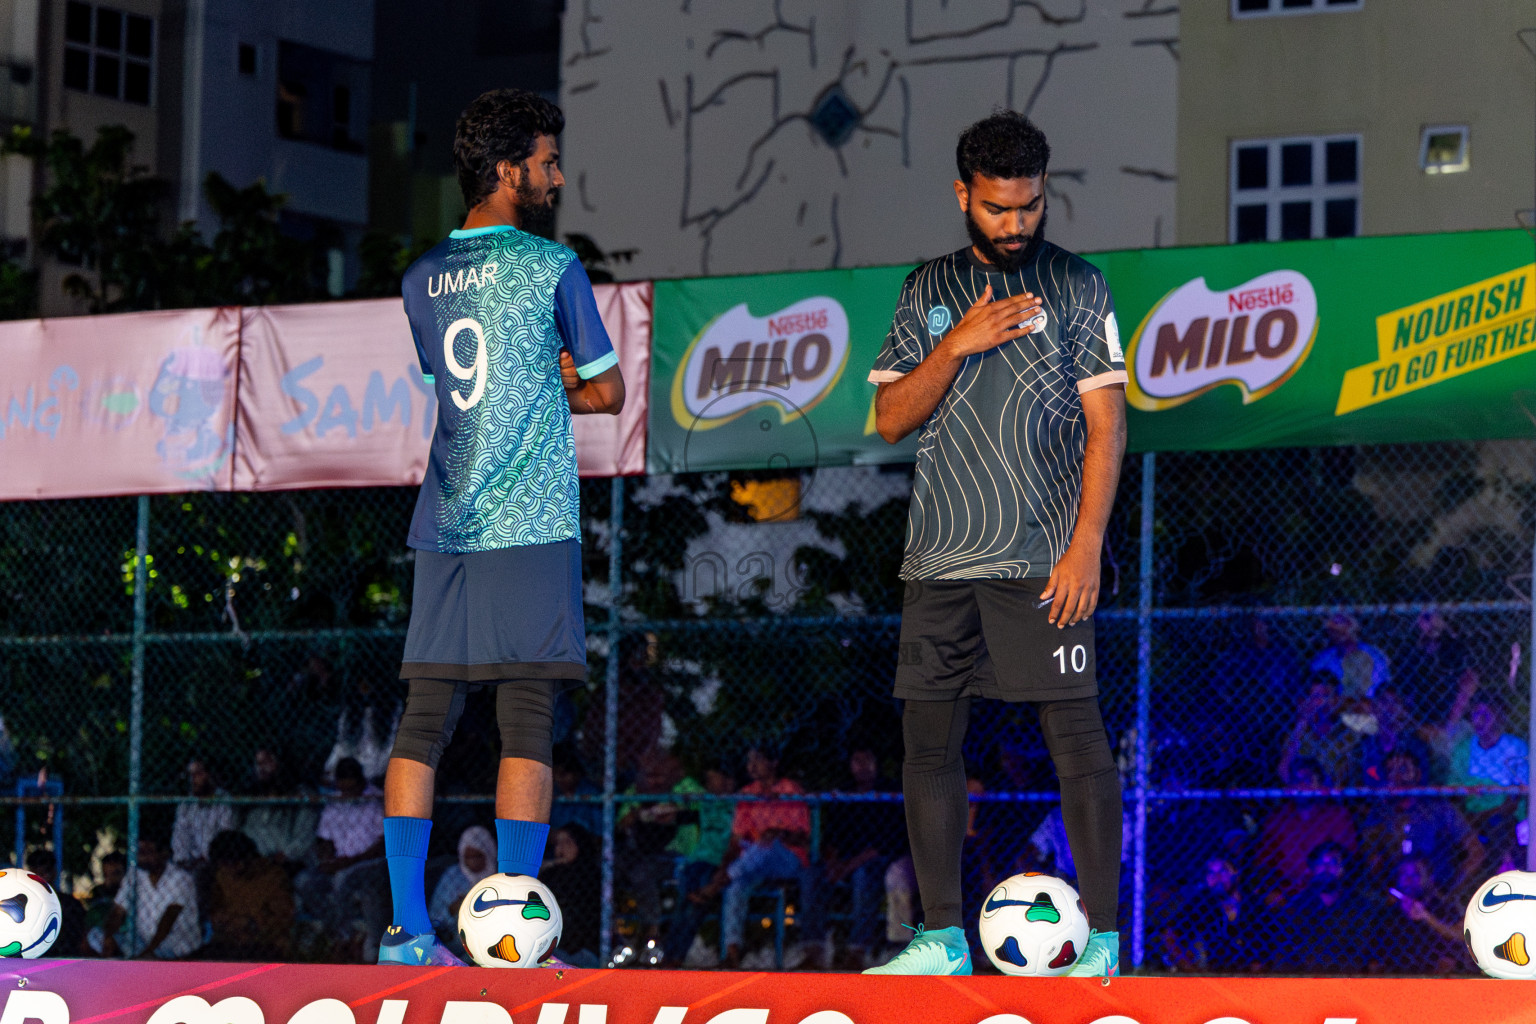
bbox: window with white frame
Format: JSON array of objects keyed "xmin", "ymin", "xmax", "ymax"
[
  {"xmin": 1420, "ymin": 126, "xmax": 1469, "ymax": 175},
  {"xmin": 1233, "ymin": 0, "xmax": 1362, "ymax": 17},
  {"xmin": 62, "ymin": 1, "xmax": 153, "ymax": 105},
  {"xmin": 1230, "ymin": 135, "xmax": 1361, "ymax": 244}
]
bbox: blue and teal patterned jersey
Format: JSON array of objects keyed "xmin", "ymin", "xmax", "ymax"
[{"xmin": 402, "ymin": 225, "xmax": 618, "ymax": 553}]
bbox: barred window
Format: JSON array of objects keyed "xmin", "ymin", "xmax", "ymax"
[
  {"xmin": 1230, "ymin": 135, "xmax": 1361, "ymax": 244},
  {"xmin": 62, "ymin": 1, "xmax": 153, "ymax": 105}
]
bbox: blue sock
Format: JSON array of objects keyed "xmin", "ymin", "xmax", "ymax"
[
  {"xmin": 383, "ymin": 816, "xmax": 433, "ymax": 936},
  {"xmin": 495, "ymin": 818, "xmax": 549, "ymax": 878}
]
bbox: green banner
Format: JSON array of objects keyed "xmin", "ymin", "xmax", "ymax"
[
  {"xmin": 649, "ymin": 267, "xmax": 919, "ymax": 473},
  {"xmin": 649, "ymin": 230, "xmax": 1536, "ymax": 470}
]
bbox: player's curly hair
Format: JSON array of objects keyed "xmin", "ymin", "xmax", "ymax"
[
  {"xmin": 955, "ymin": 110, "xmax": 1050, "ymax": 184},
  {"xmin": 453, "ymin": 88, "xmax": 565, "ymax": 209}
]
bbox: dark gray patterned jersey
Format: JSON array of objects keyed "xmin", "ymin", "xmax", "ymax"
[{"xmin": 869, "ymin": 242, "xmax": 1127, "ymax": 580}]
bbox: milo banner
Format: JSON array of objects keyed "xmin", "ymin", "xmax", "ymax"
[
  {"xmin": 1097, "ymin": 228, "xmax": 1536, "ymax": 451},
  {"xmin": 649, "ymin": 269, "xmax": 919, "ymax": 473},
  {"xmin": 650, "ymin": 230, "xmax": 1535, "ymax": 470}
]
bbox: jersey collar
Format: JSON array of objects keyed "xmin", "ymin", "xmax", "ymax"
[{"xmin": 449, "ymin": 225, "xmax": 520, "ymax": 239}]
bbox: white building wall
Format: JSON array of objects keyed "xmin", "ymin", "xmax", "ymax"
[{"xmin": 559, "ymin": 0, "xmax": 1178, "ymax": 279}]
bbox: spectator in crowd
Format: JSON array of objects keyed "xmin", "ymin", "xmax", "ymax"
[
  {"xmin": 240, "ymin": 748, "xmax": 319, "ymax": 870},
  {"xmin": 96, "ymin": 833, "xmax": 202, "ymax": 960},
  {"xmin": 84, "ymin": 851, "xmax": 127, "ymax": 952},
  {"xmin": 203, "ymin": 830, "xmax": 293, "ymax": 960},
  {"xmin": 1444, "ymin": 693, "xmax": 1530, "ymax": 865},
  {"xmin": 548, "ymin": 744, "xmax": 603, "ymax": 837},
  {"xmin": 1358, "ymin": 749, "xmax": 1483, "ymax": 889},
  {"xmin": 294, "ymin": 757, "xmax": 388, "ymax": 960},
  {"xmin": 1354, "ymin": 687, "xmax": 1433, "ymax": 787},
  {"xmin": 172, "ymin": 758, "xmax": 237, "ymax": 871},
  {"xmin": 1273, "ymin": 840, "xmax": 1372, "ymax": 974},
  {"xmin": 1253, "ymin": 758, "xmax": 1357, "ymax": 901},
  {"xmin": 693, "ymin": 747, "xmax": 821, "ymax": 970},
  {"xmin": 1309, "ymin": 613, "xmax": 1390, "ymax": 699},
  {"xmin": 542, "ymin": 823, "xmax": 602, "ymax": 968},
  {"xmin": 25, "ymin": 850, "xmax": 86, "ymax": 957},
  {"xmin": 821, "ymin": 747, "xmax": 906, "ymax": 969},
  {"xmin": 1160, "ymin": 855, "xmax": 1269, "ymax": 973},
  {"xmin": 1394, "ymin": 610, "xmax": 1477, "ymax": 725},
  {"xmin": 1277, "ymin": 676, "xmax": 1361, "ymax": 790},
  {"xmin": 1025, "ymin": 797, "xmax": 1133, "ymax": 893},
  {"xmin": 1369, "ymin": 855, "xmax": 1468, "ymax": 975},
  {"xmin": 428, "ymin": 825, "xmax": 496, "ymax": 958},
  {"xmin": 666, "ymin": 759, "xmax": 737, "ymax": 967},
  {"xmin": 615, "ymin": 750, "xmax": 690, "ymax": 958}
]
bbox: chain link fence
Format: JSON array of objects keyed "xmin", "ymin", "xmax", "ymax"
[{"xmin": 0, "ymin": 440, "xmax": 1531, "ymax": 971}]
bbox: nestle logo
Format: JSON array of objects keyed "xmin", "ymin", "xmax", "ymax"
[
  {"xmin": 766, "ymin": 309, "xmax": 829, "ymax": 337},
  {"xmin": 1228, "ymin": 284, "xmax": 1294, "ymax": 313}
]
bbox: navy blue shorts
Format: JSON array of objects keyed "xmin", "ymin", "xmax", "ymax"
[{"xmin": 401, "ymin": 539, "xmax": 587, "ymax": 683}]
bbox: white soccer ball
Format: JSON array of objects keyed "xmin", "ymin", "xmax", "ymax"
[
  {"xmin": 457, "ymin": 873, "xmax": 562, "ymax": 968},
  {"xmin": 1465, "ymin": 871, "xmax": 1536, "ymax": 979},
  {"xmin": 0, "ymin": 870, "xmax": 62, "ymax": 959},
  {"xmin": 977, "ymin": 872, "xmax": 1090, "ymax": 976}
]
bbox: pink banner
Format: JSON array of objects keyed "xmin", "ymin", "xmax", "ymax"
[
  {"xmin": 232, "ymin": 284, "xmax": 651, "ymax": 492},
  {"xmin": 0, "ymin": 308, "xmax": 240, "ymax": 501},
  {"xmin": 0, "ymin": 284, "xmax": 650, "ymax": 501},
  {"xmin": 3, "ymin": 959, "xmax": 1532, "ymax": 1024}
]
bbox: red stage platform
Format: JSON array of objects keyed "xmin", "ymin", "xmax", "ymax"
[{"xmin": 0, "ymin": 961, "xmax": 1528, "ymax": 1024}]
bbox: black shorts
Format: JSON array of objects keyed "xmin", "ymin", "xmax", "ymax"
[{"xmin": 892, "ymin": 577, "xmax": 1098, "ymax": 702}]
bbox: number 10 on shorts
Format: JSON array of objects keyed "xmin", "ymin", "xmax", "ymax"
[{"xmin": 1052, "ymin": 644, "xmax": 1087, "ymax": 674}]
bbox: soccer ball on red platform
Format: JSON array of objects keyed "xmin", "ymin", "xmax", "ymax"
[
  {"xmin": 0, "ymin": 870, "xmax": 61, "ymax": 958},
  {"xmin": 1465, "ymin": 871, "xmax": 1536, "ymax": 979},
  {"xmin": 457, "ymin": 873, "xmax": 562, "ymax": 968},
  {"xmin": 977, "ymin": 872, "xmax": 1089, "ymax": 976}
]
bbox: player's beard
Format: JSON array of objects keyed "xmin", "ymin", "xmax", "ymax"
[
  {"xmin": 965, "ymin": 203, "xmax": 1047, "ymax": 274},
  {"xmin": 516, "ymin": 179, "xmax": 559, "ymax": 239}
]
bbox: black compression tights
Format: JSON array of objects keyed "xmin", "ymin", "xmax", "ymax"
[{"xmin": 902, "ymin": 696, "xmax": 1122, "ymax": 933}]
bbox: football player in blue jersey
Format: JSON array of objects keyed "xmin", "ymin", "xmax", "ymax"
[{"xmin": 377, "ymin": 89, "xmax": 625, "ymax": 967}]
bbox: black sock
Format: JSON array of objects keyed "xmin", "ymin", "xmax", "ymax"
[
  {"xmin": 1039, "ymin": 698, "xmax": 1122, "ymax": 933},
  {"xmin": 901, "ymin": 696, "xmax": 971, "ymax": 932}
]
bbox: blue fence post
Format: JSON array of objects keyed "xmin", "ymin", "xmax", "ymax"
[
  {"xmin": 126, "ymin": 493, "xmax": 149, "ymax": 956},
  {"xmin": 1132, "ymin": 452, "xmax": 1155, "ymax": 969},
  {"xmin": 599, "ymin": 475, "xmax": 625, "ymax": 965}
]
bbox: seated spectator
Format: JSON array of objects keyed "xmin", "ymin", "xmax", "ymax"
[
  {"xmin": 240, "ymin": 748, "xmax": 319, "ymax": 870},
  {"xmin": 615, "ymin": 750, "xmax": 690, "ymax": 957},
  {"xmin": 1210, "ymin": 616, "xmax": 1303, "ymax": 736},
  {"xmin": 693, "ymin": 747, "xmax": 822, "ymax": 969},
  {"xmin": 1353, "ymin": 687, "xmax": 1433, "ymax": 787},
  {"xmin": 1369, "ymin": 855, "xmax": 1469, "ymax": 975},
  {"xmin": 549, "ymin": 744, "xmax": 602, "ymax": 837},
  {"xmin": 1358, "ymin": 749, "xmax": 1483, "ymax": 889},
  {"xmin": 542, "ymin": 823, "xmax": 601, "ymax": 968},
  {"xmin": 1160, "ymin": 856, "xmax": 1269, "ymax": 973},
  {"xmin": 25, "ymin": 850, "xmax": 86, "ymax": 957},
  {"xmin": 84, "ymin": 851, "xmax": 127, "ymax": 952},
  {"xmin": 1277, "ymin": 676, "xmax": 1360, "ymax": 790},
  {"xmin": 1272, "ymin": 840, "xmax": 1373, "ymax": 974},
  {"xmin": 1253, "ymin": 758, "xmax": 1357, "ymax": 901},
  {"xmin": 664, "ymin": 759, "xmax": 737, "ymax": 967},
  {"xmin": 1444, "ymin": 693, "xmax": 1530, "ymax": 866},
  {"xmin": 203, "ymin": 830, "xmax": 294, "ymax": 960},
  {"xmin": 293, "ymin": 757, "xmax": 388, "ymax": 960},
  {"xmin": 821, "ymin": 748, "xmax": 905, "ymax": 969},
  {"xmin": 1309, "ymin": 613, "xmax": 1390, "ymax": 699},
  {"xmin": 1394, "ymin": 610, "xmax": 1477, "ymax": 725},
  {"xmin": 429, "ymin": 825, "xmax": 496, "ymax": 958},
  {"xmin": 172, "ymin": 758, "xmax": 237, "ymax": 871},
  {"xmin": 94, "ymin": 834, "xmax": 202, "ymax": 960}
]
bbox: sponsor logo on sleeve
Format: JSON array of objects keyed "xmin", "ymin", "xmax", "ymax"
[{"xmin": 1125, "ymin": 270, "xmax": 1318, "ymax": 412}]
